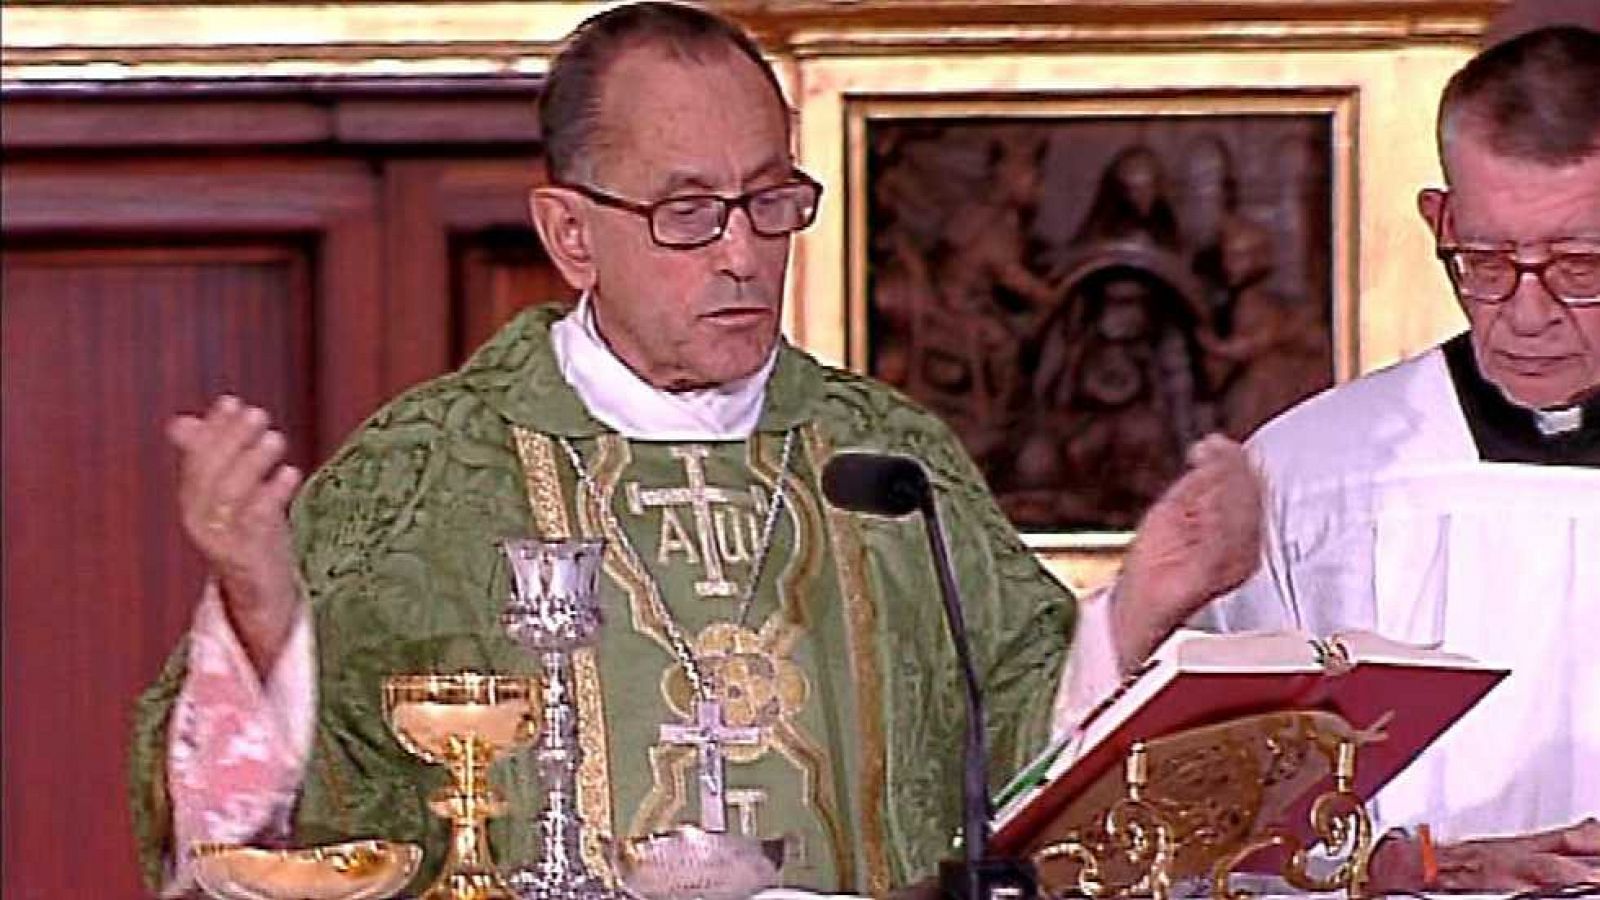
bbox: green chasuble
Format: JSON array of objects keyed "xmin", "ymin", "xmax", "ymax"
[{"xmin": 130, "ymin": 305, "xmax": 1076, "ymax": 893}]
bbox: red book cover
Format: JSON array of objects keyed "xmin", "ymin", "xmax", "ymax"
[{"xmin": 991, "ymin": 630, "xmax": 1507, "ymax": 855}]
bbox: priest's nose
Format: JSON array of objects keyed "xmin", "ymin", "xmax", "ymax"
[
  {"xmin": 714, "ymin": 207, "xmax": 761, "ymax": 282},
  {"xmin": 1503, "ymin": 270, "xmax": 1566, "ymax": 335}
]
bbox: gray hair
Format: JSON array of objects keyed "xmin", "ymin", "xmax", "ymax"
[
  {"xmin": 1438, "ymin": 25, "xmax": 1600, "ymax": 174},
  {"xmin": 539, "ymin": 2, "xmax": 790, "ymax": 183}
]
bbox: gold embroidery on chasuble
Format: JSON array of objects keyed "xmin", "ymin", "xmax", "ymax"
[
  {"xmin": 727, "ymin": 788, "xmax": 770, "ymax": 838},
  {"xmin": 570, "ymin": 434, "xmax": 848, "ymax": 882},
  {"xmin": 510, "ymin": 428, "xmax": 615, "ymax": 882},
  {"xmin": 624, "ymin": 445, "xmax": 770, "ymax": 598},
  {"xmin": 803, "ymin": 425, "xmax": 892, "ymax": 895}
]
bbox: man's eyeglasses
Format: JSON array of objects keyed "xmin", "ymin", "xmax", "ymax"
[
  {"xmin": 557, "ymin": 172, "xmax": 823, "ymax": 250},
  {"xmin": 1436, "ymin": 244, "xmax": 1600, "ymax": 307}
]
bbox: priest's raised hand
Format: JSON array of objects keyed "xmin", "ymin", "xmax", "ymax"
[
  {"xmin": 167, "ymin": 394, "xmax": 305, "ymax": 676},
  {"xmin": 1112, "ymin": 434, "xmax": 1263, "ymax": 671}
]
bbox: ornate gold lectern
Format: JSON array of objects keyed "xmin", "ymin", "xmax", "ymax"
[{"xmin": 1027, "ymin": 711, "xmax": 1382, "ymax": 900}]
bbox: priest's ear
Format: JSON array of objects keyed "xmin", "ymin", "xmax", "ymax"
[
  {"xmin": 529, "ymin": 185, "xmax": 598, "ymax": 292},
  {"xmin": 1417, "ymin": 187, "xmax": 1448, "ymax": 240}
]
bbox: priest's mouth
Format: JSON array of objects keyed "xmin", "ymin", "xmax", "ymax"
[
  {"xmin": 700, "ymin": 307, "xmax": 774, "ymax": 325},
  {"xmin": 1495, "ymin": 351, "xmax": 1576, "ymax": 374}
]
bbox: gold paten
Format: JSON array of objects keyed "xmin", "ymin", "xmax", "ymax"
[
  {"xmin": 189, "ymin": 839, "xmax": 422, "ymax": 900},
  {"xmin": 1029, "ymin": 710, "xmax": 1378, "ymax": 900},
  {"xmin": 382, "ymin": 673, "xmax": 539, "ymax": 900}
]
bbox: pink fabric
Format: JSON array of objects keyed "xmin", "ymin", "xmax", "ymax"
[{"xmin": 164, "ymin": 584, "xmax": 316, "ymax": 894}]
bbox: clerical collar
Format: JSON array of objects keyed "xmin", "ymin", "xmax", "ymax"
[
  {"xmin": 1441, "ymin": 332, "xmax": 1600, "ymax": 466},
  {"xmin": 549, "ymin": 294, "xmax": 778, "ymax": 441}
]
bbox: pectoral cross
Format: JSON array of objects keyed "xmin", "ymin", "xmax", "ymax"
[{"xmin": 658, "ymin": 698, "xmax": 762, "ymax": 832}]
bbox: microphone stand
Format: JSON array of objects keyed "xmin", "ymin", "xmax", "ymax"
[{"xmin": 917, "ymin": 492, "xmax": 1039, "ymax": 900}]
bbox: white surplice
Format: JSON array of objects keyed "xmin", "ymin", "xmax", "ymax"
[{"xmin": 1200, "ymin": 345, "xmax": 1600, "ymax": 841}]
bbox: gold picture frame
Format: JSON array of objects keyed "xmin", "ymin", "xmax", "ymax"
[
  {"xmin": 777, "ymin": 19, "xmax": 1482, "ymax": 593},
  {"xmin": 838, "ymin": 90, "xmax": 1358, "ymax": 592},
  {"xmin": 844, "ymin": 90, "xmax": 1361, "ymax": 371}
]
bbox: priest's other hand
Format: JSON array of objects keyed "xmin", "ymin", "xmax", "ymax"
[
  {"xmin": 1370, "ymin": 819, "xmax": 1600, "ymax": 892},
  {"xmin": 1112, "ymin": 434, "xmax": 1263, "ymax": 671},
  {"xmin": 168, "ymin": 394, "xmax": 304, "ymax": 676}
]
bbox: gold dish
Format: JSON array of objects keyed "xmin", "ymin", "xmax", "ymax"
[{"xmin": 189, "ymin": 839, "xmax": 421, "ymax": 900}]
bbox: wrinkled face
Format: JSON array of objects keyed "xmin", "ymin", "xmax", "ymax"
[
  {"xmin": 582, "ymin": 49, "xmax": 794, "ymax": 391},
  {"xmin": 1431, "ymin": 138, "xmax": 1600, "ymax": 408}
]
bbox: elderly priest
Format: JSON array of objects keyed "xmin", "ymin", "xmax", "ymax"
[
  {"xmin": 129, "ymin": 2, "xmax": 1262, "ymax": 894},
  {"xmin": 1201, "ymin": 22, "xmax": 1600, "ymax": 894}
]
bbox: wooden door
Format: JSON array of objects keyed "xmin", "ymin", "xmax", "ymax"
[
  {"xmin": 1, "ymin": 78, "xmax": 574, "ymax": 900},
  {"xmin": 2, "ymin": 244, "xmax": 317, "ymax": 896}
]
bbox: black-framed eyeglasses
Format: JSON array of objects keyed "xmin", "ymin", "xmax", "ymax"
[
  {"xmin": 556, "ymin": 171, "xmax": 823, "ymax": 250},
  {"xmin": 1436, "ymin": 244, "xmax": 1600, "ymax": 307}
]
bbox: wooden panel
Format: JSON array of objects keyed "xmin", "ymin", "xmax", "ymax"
[
  {"xmin": 454, "ymin": 226, "xmax": 577, "ymax": 363},
  {"xmin": 0, "ymin": 99, "xmax": 334, "ymax": 150},
  {"xmin": 1, "ymin": 157, "xmax": 377, "ymax": 232},
  {"xmin": 2, "ymin": 156, "xmax": 389, "ymax": 446},
  {"xmin": 387, "ymin": 158, "xmax": 570, "ymax": 379},
  {"xmin": 1, "ymin": 244, "xmax": 315, "ymax": 900},
  {"xmin": 1, "ymin": 78, "xmax": 544, "ymax": 152},
  {"xmin": 381, "ymin": 161, "xmax": 457, "ymax": 388},
  {"xmin": 334, "ymin": 97, "xmax": 540, "ymax": 144},
  {"xmin": 318, "ymin": 211, "xmax": 390, "ymax": 443}
]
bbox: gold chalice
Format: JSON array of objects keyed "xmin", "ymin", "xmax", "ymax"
[{"xmin": 383, "ymin": 672, "xmax": 538, "ymax": 900}]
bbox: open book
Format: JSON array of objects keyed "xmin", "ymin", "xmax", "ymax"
[{"xmin": 991, "ymin": 629, "xmax": 1507, "ymax": 854}]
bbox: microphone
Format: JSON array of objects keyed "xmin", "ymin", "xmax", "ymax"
[
  {"xmin": 819, "ymin": 451, "xmax": 928, "ymax": 518},
  {"xmin": 821, "ymin": 452, "xmax": 1037, "ymax": 900}
]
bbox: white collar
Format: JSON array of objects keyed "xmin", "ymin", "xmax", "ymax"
[
  {"xmin": 1533, "ymin": 404, "xmax": 1584, "ymax": 437},
  {"xmin": 549, "ymin": 294, "xmax": 777, "ymax": 441}
]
